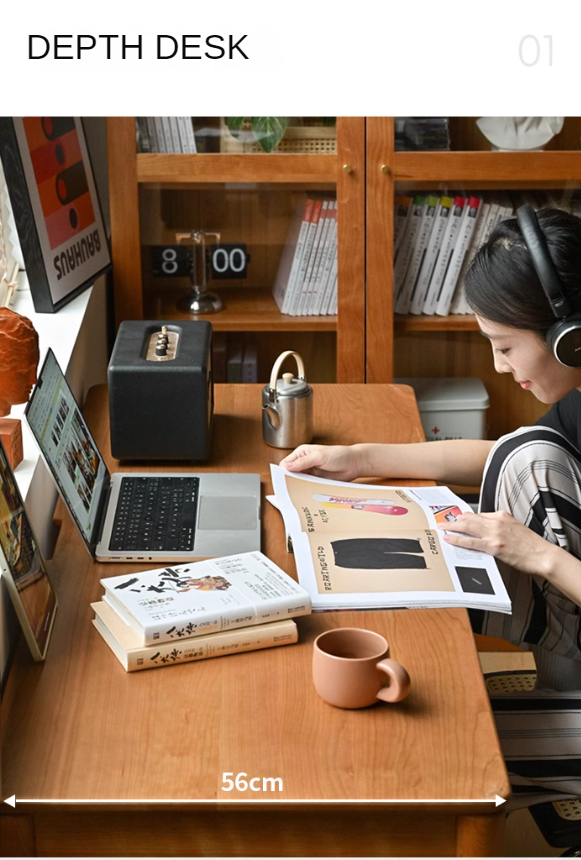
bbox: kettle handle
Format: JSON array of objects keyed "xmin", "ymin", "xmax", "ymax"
[{"xmin": 269, "ymin": 350, "xmax": 306, "ymax": 392}]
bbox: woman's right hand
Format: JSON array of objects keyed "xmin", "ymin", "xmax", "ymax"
[{"xmin": 278, "ymin": 444, "xmax": 363, "ymax": 481}]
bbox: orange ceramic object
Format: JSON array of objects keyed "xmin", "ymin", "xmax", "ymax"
[
  {"xmin": 312, "ymin": 627, "xmax": 411, "ymax": 709},
  {"xmin": 0, "ymin": 308, "xmax": 40, "ymax": 417}
]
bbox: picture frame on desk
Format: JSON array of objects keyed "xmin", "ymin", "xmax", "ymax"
[{"xmin": 0, "ymin": 117, "xmax": 111, "ymax": 313}]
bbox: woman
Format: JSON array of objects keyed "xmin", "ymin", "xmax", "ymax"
[{"xmin": 281, "ymin": 206, "xmax": 581, "ymax": 805}]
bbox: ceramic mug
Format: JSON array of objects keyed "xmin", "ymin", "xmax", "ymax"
[{"xmin": 312, "ymin": 627, "xmax": 411, "ymax": 709}]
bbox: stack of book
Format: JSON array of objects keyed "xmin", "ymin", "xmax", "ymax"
[
  {"xmin": 272, "ymin": 196, "xmax": 338, "ymax": 316},
  {"xmin": 92, "ymin": 551, "xmax": 312, "ymax": 672},
  {"xmin": 394, "ymin": 189, "xmax": 581, "ymax": 318},
  {"xmin": 136, "ymin": 117, "xmax": 197, "ymax": 154}
]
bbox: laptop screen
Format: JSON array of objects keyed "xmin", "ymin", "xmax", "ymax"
[{"xmin": 25, "ymin": 349, "xmax": 109, "ymax": 554}]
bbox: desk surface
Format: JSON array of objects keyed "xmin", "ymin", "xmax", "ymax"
[{"xmin": 1, "ymin": 384, "xmax": 509, "ymax": 857}]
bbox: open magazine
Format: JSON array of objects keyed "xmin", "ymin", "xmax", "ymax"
[{"xmin": 268, "ymin": 465, "xmax": 511, "ymax": 614}]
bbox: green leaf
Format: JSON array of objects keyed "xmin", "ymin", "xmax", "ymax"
[
  {"xmin": 250, "ymin": 117, "xmax": 287, "ymax": 153},
  {"xmin": 225, "ymin": 117, "xmax": 246, "ymax": 140}
]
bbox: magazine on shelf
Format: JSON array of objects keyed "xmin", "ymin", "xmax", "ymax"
[
  {"xmin": 311, "ymin": 201, "xmax": 337, "ymax": 315},
  {"xmin": 297, "ymin": 200, "xmax": 329, "ymax": 315},
  {"xmin": 316, "ymin": 209, "xmax": 338, "ymax": 315},
  {"xmin": 272, "ymin": 196, "xmax": 313, "ymax": 314},
  {"xmin": 450, "ymin": 200, "xmax": 491, "ymax": 314},
  {"xmin": 302, "ymin": 199, "xmax": 334, "ymax": 315},
  {"xmin": 268, "ymin": 465, "xmax": 511, "ymax": 614},
  {"xmin": 291, "ymin": 199, "xmax": 324, "ymax": 315}
]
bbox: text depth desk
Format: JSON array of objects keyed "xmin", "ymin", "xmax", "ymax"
[{"xmin": 1, "ymin": 384, "xmax": 509, "ymax": 858}]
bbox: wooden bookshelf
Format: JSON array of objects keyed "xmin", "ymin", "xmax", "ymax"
[{"xmin": 107, "ymin": 117, "xmax": 365, "ymax": 383}]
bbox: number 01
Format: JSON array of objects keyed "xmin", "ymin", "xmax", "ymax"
[{"xmin": 519, "ymin": 35, "xmax": 553, "ymax": 67}]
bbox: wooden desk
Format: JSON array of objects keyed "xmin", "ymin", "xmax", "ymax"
[{"xmin": 0, "ymin": 384, "xmax": 509, "ymax": 857}]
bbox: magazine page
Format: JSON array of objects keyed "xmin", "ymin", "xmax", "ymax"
[{"xmin": 269, "ymin": 465, "xmax": 511, "ymax": 614}]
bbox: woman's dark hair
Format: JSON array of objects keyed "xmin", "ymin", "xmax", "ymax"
[{"xmin": 464, "ymin": 207, "xmax": 581, "ymax": 333}]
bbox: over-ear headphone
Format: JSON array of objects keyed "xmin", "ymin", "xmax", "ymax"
[{"xmin": 516, "ymin": 204, "xmax": 581, "ymax": 367}]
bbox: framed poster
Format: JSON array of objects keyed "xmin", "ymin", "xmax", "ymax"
[{"xmin": 0, "ymin": 117, "xmax": 111, "ymax": 313}]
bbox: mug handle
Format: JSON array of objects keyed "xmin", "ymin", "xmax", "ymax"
[{"xmin": 375, "ymin": 658, "xmax": 411, "ymax": 703}]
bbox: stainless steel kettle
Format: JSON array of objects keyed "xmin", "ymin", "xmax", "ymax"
[{"xmin": 262, "ymin": 351, "xmax": 313, "ymax": 448}]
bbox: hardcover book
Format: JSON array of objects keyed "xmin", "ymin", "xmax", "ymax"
[{"xmin": 100, "ymin": 550, "xmax": 312, "ymax": 645}]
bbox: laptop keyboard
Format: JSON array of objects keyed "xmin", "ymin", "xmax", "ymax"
[{"xmin": 108, "ymin": 476, "xmax": 200, "ymax": 553}]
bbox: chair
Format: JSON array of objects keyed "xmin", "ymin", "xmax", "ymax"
[{"xmin": 484, "ymin": 670, "xmax": 581, "ymax": 855}]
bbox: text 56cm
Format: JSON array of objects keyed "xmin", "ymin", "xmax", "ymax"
[{"xmin": 221, "ymin": 772, "xmax": 283, "ymax": 792}]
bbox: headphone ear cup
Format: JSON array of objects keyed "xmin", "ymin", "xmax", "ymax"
[{"xmin": 547, "ymin": 315, "xmax": 581, "ymax": 366}]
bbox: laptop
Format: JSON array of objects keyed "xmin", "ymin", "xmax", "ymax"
[{"xmin": 25, "ymin": 349, "xmax": 261, "ymax": 563}]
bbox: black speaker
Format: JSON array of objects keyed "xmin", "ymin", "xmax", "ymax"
[
  {"xmin": 517, "ymin": 205, "xmax": 581, "ymax": 366},
  {"xmin": 108, "ymin": 320, "xmax": 213, "ymax": 461}
]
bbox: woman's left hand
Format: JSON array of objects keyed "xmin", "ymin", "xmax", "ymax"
[{"xmin": 438, "ymin": 510, "xmax": 554, "ymax": 577}]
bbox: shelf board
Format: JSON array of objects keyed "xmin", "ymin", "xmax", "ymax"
[
  {"xmin": 144, "ymin": 287, "xmax": 338, "ymax": 332},
  {"xmin": 137, "ymin": 153, "xmax": 338, "ymax": 185},
  {"xmin": 394, "ymin": 151, "xmax": 581, "ymax": 186},
  {"xmin": 394, "ymin": 313, "xmax": 480, "ymax": 333}
]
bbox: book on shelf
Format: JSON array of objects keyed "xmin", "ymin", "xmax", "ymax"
[
  {"xmin": 177, "ymin": 117, "xmax": 197, "ymax": 153},
  {"xmin": 242, "ymin": 342, "xmax": 258, "ymax": 383},
  {"xmin": 154, "ymin": 117, "xmax": 168, "ymax": 153},
  {"xmin": 302, "ymin": 200, "xmax": 335, "ymax": 315},
  {"xmin": 436, "ymin": 196, "xmax": 482, "ymax": 316},
  {"xmin": 396, "ymin": 194, "xmax": 440, "ymax": 315},
  {"xmin": 168, "ymin": 117, "xmax": 182, "ymax": 154},
  {"xmin": 136, "ymin": 118, "xmax": 152, "ymax": 153},
  {"xmin": 409, "ymin": 195, "xmax": 453, "ymax": 315},
  {"xmin": 393, "ymin": 195, "xmax": 413, "ymax": 261},
  {"xmin": 289, "ymin": 199, "xmax": 323, "ymax": 315},
  {"xmin": 92, "ymin": 600, "xmax": 298, "ymax": 672},
  {"xmin": 99, "ymin": 551, "xmax": 312, "ymax": 646},
  {"xmin": 314, "ymin": 202, "xmax": 338, "ymax": 315},
  {"xmin": 393, "ymin": 195, "xmax": 426, "ymax": 310},
  {"xmin": 272, "ymin": 197, "xmax": 313, "ymax": 314},
  {"xmin": 297, "ymin": 200, "xmax": 329, "ymax": 315},
  {"xmin": 450, "ymin": 200, "xmax": 491, "ymax": 314},
  {"xmin": 268, "ymin": 465, "xmax": 511, "ymax": 614},
  {"xmin": 422, "ymin": 196, "xmax": 466, "ymax": 315}
]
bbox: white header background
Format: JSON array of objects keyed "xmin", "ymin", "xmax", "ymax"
[{"xmin": 3, "ymin": 0, "xmax": 578, "ymax": 116}]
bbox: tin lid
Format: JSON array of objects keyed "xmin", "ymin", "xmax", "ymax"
[
  {"xmin": 394, "ymin": 377, "xmax": 490, "ymax": 411},
  {"xmin": 274, "ymin": 373, "xmax": 311, "ymax": 397}
]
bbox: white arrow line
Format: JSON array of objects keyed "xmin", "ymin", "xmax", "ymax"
[{"xmin": 4, "ymin": 795, "xmax": 506, "ymax": 808}]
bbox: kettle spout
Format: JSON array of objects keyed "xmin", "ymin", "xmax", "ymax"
[{"xmin": 262, "ymin": 404, "xmax": 281, "ymax": 429}]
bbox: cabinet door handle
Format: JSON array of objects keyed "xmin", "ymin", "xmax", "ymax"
[
  {"xmin": 342, "ymin": 164, "xmax": 353, "ymax": 174},
  {"xmin": 381, "ymin": 164, "xmax": 391, "ymax": 175}
]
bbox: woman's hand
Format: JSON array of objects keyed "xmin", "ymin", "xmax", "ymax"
[
  {"xmin": 279, "ymin": 444, "xmax": 363, "ymax": 482},
  {"xmin": 438, "ymin": 510, "xmax": 555, "ymax": 577}
]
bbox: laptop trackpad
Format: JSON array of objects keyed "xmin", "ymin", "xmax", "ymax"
[{"xmin": 198, "ymin": 496, "xmax": 258, "ymax": 530}]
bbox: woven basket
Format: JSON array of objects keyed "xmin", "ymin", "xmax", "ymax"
[{"xmin": 220, "ymin": 120, "xmax": 337, "ymax": 154}]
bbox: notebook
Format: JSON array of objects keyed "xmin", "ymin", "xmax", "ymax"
[{"xmin": 25, "ymin": 349, "xmax": 261, "ymax": 563}]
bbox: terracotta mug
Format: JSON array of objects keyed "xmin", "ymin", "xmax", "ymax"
[{"xmin": 312, "ymin": 627, "xmax": 411, "ymax": 709}]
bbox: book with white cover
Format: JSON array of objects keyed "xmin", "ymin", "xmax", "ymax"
[
  {"xmin": 396, "ymin": 194, "xmax": 439, "ymax": 315},
  {"xmin": 294, "ymin": 200, "xmax": 326, "ymax": 315},
  {"xmin": 393, "ymin": 196, "xmax": 426, "ymax": 310},
  {"xmin": 423, "ymin": 196, "xmax": 466, "ymax": 315},
  {"xmin": 311, "ymin": 201, "xmax": 337, "ymax": 315},
  {"xmin": 154, "ymin": 117, "xmax": 168, "ymax": 153},
  {"xmin": 325, "ymin": 273, "xmax": 338, "ymax": 315},
  {"xmin": 168, "ymin": 117, "xmax": 182, "ymax": 153},
  {"xmin": 288, "ymin": 200, "xmax": 323, "ymax": 315},
  {"xmin": 92, "ymin": 600, "xmax": 298, "ymax": 672},
  {"xmin": 272, "ymin": 197, "xmax": 312, "ymax": 313},
  {"xmin": 410, "ymin": 196, "xmax": 453, "ymax": 315},
  {"xmin": 451, "ymin": 200, "xmax": 491, "ymax": 314},
  {"xmin": 100, "ymin": 551, "xmax": 312, "ymax": 646},
  {"xmin": 315, "ymin": 208, "xmax": 338, "ymax": 315},
  {"xmin": 302, "ymin": 199, "xmax": 334, "ymax": 315},
  {"xmin": 177, "ymin": 117, "xmax": 197, "ymax": 153},
  {"xmin": 436, "ymin": 196, "xmax": 482, "ymax": 316},
  {"xmin": 162, "ymin": 117, "xmax": 175, "ymax": 152}
]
